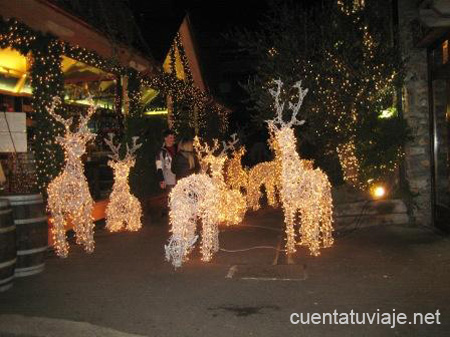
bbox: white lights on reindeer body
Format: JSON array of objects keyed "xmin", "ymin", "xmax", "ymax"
[
  {"xmin": 46, "ymin": 96, "xmax": 97, "ymax": 258},
  {"xmin": 165, "ymin": 135, "xmax": 248, "ymax": 268},
  {"xmin": 104, "ymin": 134, "xmax": 143, "ymax": 232},
  {"xmin": 165, "ymin": 173, "xmax": 220, "ymax": 268},
  {"xmin": 266, "ymin": 80, "xmax": 334, "ymax": 256}
]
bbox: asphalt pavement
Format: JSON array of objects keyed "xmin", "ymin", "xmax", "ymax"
[{"xmin": 0, "ymin": 208, "xmax": 449, "ymax": 337}]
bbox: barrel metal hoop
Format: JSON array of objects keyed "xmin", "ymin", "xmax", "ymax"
[
  {"xmin": 14, "ymin": 216, "xmax": 48, "ymax": 225},
  {"xmin": 0, "ymin": 275, "xmax": 14, "ymax": 286},
  {"xmin": 14, "ymin": 263, "xmax": 45, "ymax": 277},
  {"xmin": 0, "ymin": 209, "xmax": 12, "ymax": 215},
  {"xmin": 0, "ymin": 225, "xmax": 15, "ymax": 234},
  {"xmin": 0, "ymin": 258, "xmax": 17, "ymax": 269},
  {"xmin": 17, "ymin": 246, "xmax": 48, "ymax": 256}
]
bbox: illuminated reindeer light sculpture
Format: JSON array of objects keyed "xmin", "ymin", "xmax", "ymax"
[
  {"xmin": 225, "ymin": 135, "xmax": 281, "ymax": 211},
  {"xmin": 104, "ymin": 134, "xmax": 143, "ymax": 232},
  {"xmin": 46, "ymin": 96, "xmax": 97, "ymax": 258},
  {"xmin": 164, "ymin": 136, "xmax": 246, "ymax": 268},
  {"xmin": 267, "ymin": 80, "xmax": 334, "ymax": 255},
  {"xmin": 194, "ymin": 136, "xmax": 247, "ymax": 226}
]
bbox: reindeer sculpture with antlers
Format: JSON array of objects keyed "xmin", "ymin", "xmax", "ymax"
[
  {"xmin": 267, "ymin": 80, "xmax": 334, "ymax": 255},
  {"xmin": 194, "ymin": 135, "xmax": 247, "ymax": 226},
  {"xmin": 46, "ymin": 96, "xmax": 97, "ymax": 258},
  {"xmin": 224, "ymin": 130, "xmax": 282, "ymax": 211},
  {"xmin": 104, "ymin": 134, "xmax": 143, "ymax": 232},
  {"xmin": 164, "ymin": 135, "xmax": 247, "ymax": 268}
]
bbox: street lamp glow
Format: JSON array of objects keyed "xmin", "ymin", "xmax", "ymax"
[{"xmin": 372, "ymin": 185, "xmax": 386, "ymax": 199}]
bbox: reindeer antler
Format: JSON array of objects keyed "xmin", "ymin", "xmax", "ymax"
[
  {"xmin": 46, "ymin": 96, "xmax": 73, "ymax": 130},
  {"xmin": 266, "ymin": 80, "xmax": 308, "ymax": 129},
  {"xmin": 287, "ymin": 81, "xmax": 308, "ymax": 127},
  {"xmin": 268, "ymin": 79, "xmax": 285, "ymax": 127},
  {"xmin": 125, "ymin": 136, "xmax": 142, "ymax": 160},
  {"xmin": 104, "ymin": 133, "xmax": 121, "ymax": 161},
  {"xmin": 220, "ymin": 133, "xmax": 239, "ymax": 156},
  {"xmin": 105, "ymin": 134, "xmax": 142, "ymax": 162}
]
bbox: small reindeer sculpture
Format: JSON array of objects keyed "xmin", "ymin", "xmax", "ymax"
[
  {"xmin": 225, "ymin": 134, "xmax": 281, "ymax": 211},
  {"xmin": 164, "ymin": 135, "xmax": 246, "ymax": 268},
  {"xmin": 194, "ymin": 135, "xmax": 247, "ymax": 226},
  {"xmin": 225, "ymin": 146, "xmax": 248, "ymax": 193},
  {"xmin": 104, "ymin": 134, "xmax": 143, "ymax": 232},
  {"xmin": 267, "ymin": 80, "xmax": 334, "ymax": 255},
  {"xmin": 46, "ymin": 96, "xmax": 97, "ymax": 258}
]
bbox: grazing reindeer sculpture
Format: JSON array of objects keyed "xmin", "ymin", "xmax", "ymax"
[
  {"xmin": 104, "ymin": 134, "xmax": 143, "ymax": 232},
  {"xmin": 267, "ymin": 80, "xmax": 334, "ymax": 255},
  {"xmin": 164, "ymin": 136, "xmax": 246, "ymax": 268},
  {"xmin": 46, "ymin": 96, "xmax": 97, "ymax": 258}
]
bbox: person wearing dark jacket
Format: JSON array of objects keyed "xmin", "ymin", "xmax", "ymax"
[{"xmin": 172, "ymin": 138, "xmax": 199, "ymax": 180}]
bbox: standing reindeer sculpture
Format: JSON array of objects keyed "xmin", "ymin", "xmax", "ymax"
[
  {"xmin": 46, "ymin": 96, "xmax": 97, "ymax": 258},
  {"xmin": 225, "ymin": 146, "xmax": 248, "ymax": 193},
  {"xmin": 267, "ymin": 80, "xmax": 334, "ymax": 255},
  {"xmin": 164, "ymin": 136, "xmax": 246, "ymax": 268},
  {"xmin": 225, "ymin": 132, "xmax": 281, "ymax": 211},
  {"xmin": 104, "ymin": 134, "xmax": 143, "ymax": 232}
]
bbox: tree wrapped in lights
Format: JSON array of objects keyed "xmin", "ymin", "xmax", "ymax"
[
  {"xmin": 104, "ymin": 134, "xmax": 143, "ymax": 232},
  {"xmin": 230, "ymin": 0, "xmax": 407, "ymax": 188},
  {"xmin": 165, "ymin": 135, "xmax": 247, "ymax": 268},
  {"xmin": 267, "ymin": 80, "xmax": 333, "ymax": 255},
  {"xmin": 46, "ymin": 96, "xmax": 97, "ymax": 258}
]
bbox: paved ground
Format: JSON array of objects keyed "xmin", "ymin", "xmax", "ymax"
[{"xmin": 0, "ymin": 208, "xmax": 449, "ymax": 337}]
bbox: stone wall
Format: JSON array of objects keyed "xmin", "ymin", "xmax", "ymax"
[{"xmin": 397, "ymin": 0, "xmax": 433, "ymax": 225}]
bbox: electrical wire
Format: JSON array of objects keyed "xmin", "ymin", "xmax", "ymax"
[{"xmin": 220, "ymin": 246, "xmax": 287, "ymax": 253}]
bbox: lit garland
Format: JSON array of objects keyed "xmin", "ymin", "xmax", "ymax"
[
  {"xmin": 46, "ymin": 96, "xmax": 97, "ymax": 258},
  {"xmin": 104, "ymin": 134, "xmax": 143, "ymax": 232},
  {"xmin": 267, "ymin": 80, "xmax": 333, "ymax": 255}
]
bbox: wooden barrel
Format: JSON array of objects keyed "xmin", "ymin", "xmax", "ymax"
[
  {"xmin": 0, "ymin": 199, "xmax": 16, "ymax": 291},
  {"xmin": 2, "ymin": 194, "xmax": 48, "ymax": 277}
]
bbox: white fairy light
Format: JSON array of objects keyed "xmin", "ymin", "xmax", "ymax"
[
  {"xmin": 104, "ymin": 134, "xmax": 143, "ymax": 232},
  {"xmin": 46, "ymin": 96, "xmax": 97, "ymax": 258},
  {"xmin": 267, "ymin": 80, "xmax": 334, "ymax": 255}
]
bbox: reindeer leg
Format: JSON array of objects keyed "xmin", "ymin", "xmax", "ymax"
[{"xmin": 284, "ymin": 206, "xmax": 297, "ymax": 254}]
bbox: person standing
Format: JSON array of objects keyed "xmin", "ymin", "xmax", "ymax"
[
  {"xmin": 172, "ymin": 138, "xmax": 199, "ymax": 180},
  {"xmin": 156, "ymin": 129, "xmax": 177, "ymax": 191}
]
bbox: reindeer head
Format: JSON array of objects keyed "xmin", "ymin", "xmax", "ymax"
[
  {"xmin": 46, "ymin": 96, "xmax": 97, "ymax": 160},
  {"xmin": 104, "ymin": 134, "xmax": 142, "ymax": 180},
  {"xmin": 194, "ymin": 134, "xmax": 238, "ymax": 177}
]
